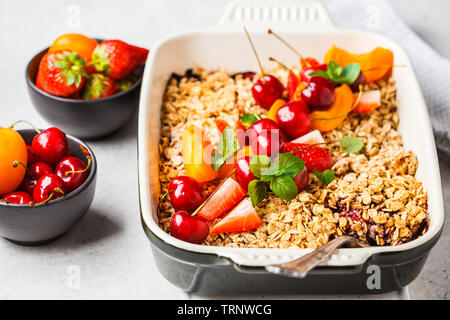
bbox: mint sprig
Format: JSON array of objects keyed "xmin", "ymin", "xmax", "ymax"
[
  {"xmin": 212, "ymin": 126, "xmax": 240, "ymax": 171},
  {"xmin": 311, "ymin": 61, "xmax": 360, "ymax": 85},
  {"xmin": 240, "ymin": 113, "xmax": 261, "ymax": 128},
  {"xmin": 340, "ymin": 136, "xmax": 364, "ymax": 154},
  {"xmin": 313, "ymin": 169, "xmax": 335, "ymax": 185},
  {"xmin": 248, "ymin": 180, "xmax": 267, "ymax": 207}
]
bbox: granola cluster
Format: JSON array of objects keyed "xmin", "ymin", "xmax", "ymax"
[{"xmin": 157, "ymin": 67, "xmax": 428, "ymax": 248}]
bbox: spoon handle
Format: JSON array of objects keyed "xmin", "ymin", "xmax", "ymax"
[{"xmin": 265, "ymin": 236, "xmax": 368, "ymax": 278}]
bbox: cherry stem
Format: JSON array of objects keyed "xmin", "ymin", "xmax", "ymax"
[
  {"xmin": 268, "ymin": 29, "xmax": 303, "ymax": 59},
  {"xmin": 244, "ymin": 27, "xmax": 266, "ymax": 82},
  {"xmin": 157, "ymin": 190, "xmax": 174, "ymax": 215},
  {"xmin": 9, "ymin": 120, "xmax": 41, "ymax": 133},
  {"xmin": 268, "ymin": 57, "xmax": 298, "ymax": 79},
  {"xmin": 12, "ymin": 160, "xmax": 33, "ymax": 177},
  {"xmin": 192, "ymin": 168, "xmax": 237, "ymax": 217},
  {"xmin": 65, "ymin": 157, "xmax": 91, "ymax": 176},
  {"xmin": 309, "ymin": 87, "xmax": 363, "ymax": 121},
  {"xmin": 32, "ymin": 193, "xmax": 54, "ymax": 207}
]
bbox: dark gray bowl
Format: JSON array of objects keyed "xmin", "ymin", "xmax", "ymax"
[
  {"xmin": 25, "ymin": 45, "xmax": 143, "ymax": 140},
  {"xmin": 0, "ymin": 129, "xmax": 97, "ymax": 246}
]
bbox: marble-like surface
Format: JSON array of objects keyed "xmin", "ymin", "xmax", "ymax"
[{"xmin": 0, "ymin": 0, "xmax": 448, "ymax": 299}]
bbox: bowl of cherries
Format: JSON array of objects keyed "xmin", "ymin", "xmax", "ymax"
[{"xmin": 0, "ymin": 122, "xmax": 97, "ymax": 245}]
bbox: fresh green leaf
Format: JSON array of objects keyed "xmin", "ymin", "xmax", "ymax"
[
  {"xmin": 240, "ymin": 113, "xmax": 261, "ymax": 128},
  {"xmin": 311, "ymin": 61, "xmax": 361, "ymax": 85},
  {"xmin": 212, "ymin": 126, "xmax": 240, "ymax": 171},
  {"xmin": 248, "ymin": 180, "xmax": 267, "ymax": 207},
  {"xmin": 340, "ymin": 63, "xmax": 361, "ymax": 85},
  {"xmin": 273, "ymin": 153, "xmax": 305, "ymax": 178},
  {"xmin": 309, "ymin": 70, "xmax": 330, "ymax": 79},
  {"xmin": 249, "ymin": 155, "xmax": 272, "ymax": 178},
  {"xmin": 260, "ymin": 175, "xmax": 274, "ymax": 182},
  {"xmin": 313, "ymin": 169, "xmax": 335, "ymax": 185},
  {"xmin": 340, "ymin": 136, "xmax": 364, "ymax": 154},
  {"xmin": 270, "ymin": 175, "xmax": 298, "ymax": 201}
]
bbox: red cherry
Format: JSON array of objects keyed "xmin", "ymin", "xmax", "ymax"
[
  {"xmin": 33, "ymin": 174, "xmax": 66, "ymax": 204},
  {"xmin": 26, "ymin": 145, "xmax": 40, "ymax": 165},
  {"xmin": 168, "ymin": 176, "xmax": 206, "ymax": 212},
  {"xmin": 55, "ymin": 156, "xmax": 89, "ymax": 192},
  {"xmin": 32, "ymin": 127, "xmax": 69, "ymax": 164},
  {"xmin": 275, "ymin": 100, "xmax": 311, "ymax": 139},
  {"xmin": 29, "ymin": 162, "xmax": 53, "ymax": 179},
  {"xmin": 248, "ymin": 119, "xmax": 283, "ymax": 157},
  {"xmin": 170, "ymin": 210, "xmax": 209, "ymax": 244},
  {"xmin": 20, "ymin": 175, "xmax": 37, "ymax": 195},
  {"xmin": 300, "ymin": 64, "xmax": 328, "ymax": 83},
  {"xmin": 2, "ymin": 191, "xmax": 33, "ymax": 205},
  {"xmin": 235, "ymin": 156, "xmax": 257, "ymax": 191},
  {"xmin": 350, "ymin": 71, "xmax": 366, "ymax": 92},
  {"xmin": 251, "ymin": 75, "xmax": 284, "ymax": 109},
  {"xmin": 301, "ymin": 76, "xmax": 336, "ymax": 110},
  {"xmin": 293, "ymin": 166, "xmax": 309, "ymax": 193}
]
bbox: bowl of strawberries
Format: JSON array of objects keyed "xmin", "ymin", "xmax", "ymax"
[
  {"xmin": 26, "ymin": 34, "xmax": 149, "ymax": 139},
  {"xmin": 0, "ymin": 122, "xmax": 97, "ymax": 245}
]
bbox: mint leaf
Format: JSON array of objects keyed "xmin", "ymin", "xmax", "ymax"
[
  {"xmin": 273, "ymin": 153, "xmax": 305, "ymax": 178},
  {"xmin": 240, "ymin": 113, "xmax": 261, "ymax": 128},
  {"xmin": 313, "ymin": 169, "xmax": 335, "ymax": 185},
  {"xmin": 340, "ymin": 136, "xmax": 364, "ymax": 154},
  {"xmin": 248, "ymin": 180, "xmax": 267, "ymax": 207},
  {"xmin": 249, "ymin": 155, "xmax": 271, "ymax": 178},
  {"xmin": 309, "ymin": 70, "xmax": 330, "ymax": 79},
  {"xmin": 212, "ymin": 126, "xmax": 239, "ymax": 171},
  {"xmin": 311, "ymin": 61, "xmax": 361, "ymax": 85},
  {"xmin": 339, "ymin": 63, "xmax": 361, "ymax": 85},
  {"xmin": 270, "ymin": 175, "xmax": 298, "ymax": 201}
]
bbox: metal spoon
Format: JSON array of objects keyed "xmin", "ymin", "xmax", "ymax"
[{"xmin": 265, "ymin": 236, "xmax": 370, "ymax": 278}]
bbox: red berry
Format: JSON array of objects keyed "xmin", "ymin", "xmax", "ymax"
[
  {"xmin": 350, "ymin": 71, "xmax": 366, "ymax": 93},
  {"xmin": 29, "ymin": 162, "xmax": 53, "ymax": 179},
  {"xmin": 170, "ymin": 210, "xmax": 209, "ymax": 244},
  {"xmin": 2, "ymin": 191, "xmax": 33, "ymax": 205},
  {"xmin": 33, "ymin": 174, "xmax": 66, "ymax": 203},
  {"xmin": 251, "ymin": 75, "xmax": 284, "ymax": 109},
  {"xmin": 301, "ymin": 76, "xmax": 336, "ymax": 109},
  {"xmin": 275, "ymin": 100, "xmax": 311, "ymax": 139},
  {"xmin": 55, "ymin": 156, "xmax": 89, "ymax": 192},
  {"xmin": 168, "ymin": 176, "xmax": 206, "ymax": 212},
  {"xmin": 300, "ymin": 64, "xmax": 328, "ymax": 83},
  {"xmin": 20, "ymin": 175, "xmax": 37, "ymax": 195},
  {"xmin": 81, "ymin": 73, "xmax": 116, "ymax": 100},
  {"xmin": 235, "ymin": 156, "xmax": 257, "ymax": 191},
  {"xmin": 32, "ymin": 127, "xmax": 69, "ymax": 164},
  {"xmin": 293, "ymin": 166, "xmax": 309, "ymax": 192},
  {"xmin": 248, "ymin": 119, "xmax": 282, "ymax": 157},
  {"xmin": 281, "ymin": 142, "xmax": 333, "ymax": 172},
  {"xmin": 26, "ymin": 145, "xmax": 40, "ymax": 165}
]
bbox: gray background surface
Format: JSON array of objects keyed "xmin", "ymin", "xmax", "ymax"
[{"xmin": 0, "ymin": 0, "xmax": 448, "ymax": 299}]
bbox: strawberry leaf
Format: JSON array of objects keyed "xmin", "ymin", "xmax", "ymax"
[
  {"xmin": 313, "ymin": 169, "xmax": 335, "ymax": 185},
  {"xmin": 248, "ymin": 179, "xmax": 267, "ymax": 207},
  {"xmin": 340, "ymin": 136, "xmax": 364, "ymax": 154}
]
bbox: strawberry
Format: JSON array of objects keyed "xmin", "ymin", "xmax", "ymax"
[
  {"xmin": 281, "ymin": 142, "xmax": 333, "ymax": 172},
  {"xmin": 115, "ymin": 74, "xmax": 138, "ymax": 93},
  {"xmin": 36, "ymin": 50, "xmax": 87, "ymax": 97},
  {"xmin": 89, "ymin": 40, "xmax": 149, "ymax": 80},
  {"xmin": 196, "ymin": 177, "xmax": 247, "ymax": 221},
  {"xmin": 210, "ymin": 198, "xmax": 262, "ymax": 234},
  {"xmin": 81, "ymin": 73, "xmax": 115, "ymax": 100}
]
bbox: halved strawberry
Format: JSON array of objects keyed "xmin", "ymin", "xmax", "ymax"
[
  {"xmin": 353, "ymin": 90, "xmax": 381, "ymax": 114},
  {"xmin": 210, "ymin": 198, "xmax": 262, "ymax": 234},
  {"xmin": 281, "ymin": 142, "xmax": 333, "ymax": 172},
  {"xmin": 290, "ymin": 130, "xmax": 325, "ymax": 145},
  {"xmin": 197, "ymin": 177, "xmax": 246, "ymax": 221}
]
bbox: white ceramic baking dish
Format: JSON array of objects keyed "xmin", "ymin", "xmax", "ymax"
[{"xmin": 138, "ymin": 0, "xmax": 444, "ymax": 269}]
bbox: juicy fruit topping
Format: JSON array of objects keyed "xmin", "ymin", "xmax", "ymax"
[
  {"xmin": 309, "ymin": 84, "xmax": 354, "ymax": 132},
  {"xmin": 32, "ymin": 127, "xmax": 69, "ymax": 164},
  {"xmin": 1, "ymin": 191, "xmax": 33, "ymax": 205},
  {"xmin": 32, "ymin": 174, "xmax": 66, "ymax": 203},
  {"xmin": 248, "ymin": 119, "xmax": 283, "ymax": 157},
  {"xmin": 234, "ymin": 156, "xmax": 257, "ymax": 191},
  {"xmin": 182, "ymin": 124, "xmax": 218, "ymax": 182},
  {"xmin": 266, "ymin": 99, "xmax": 287, "ymax": 122},
  {"xmin": 218, "ymin": 145, "xmax": 252, "ymax": 179},
  {"xmin": 55, "ymin": 156, "xmax": 89, "ymax": 192},
  {"xmin": 350, "ymin": 71, "xmax": 366, "ymax": 92},
  {"xmin": 275, "ymin": 100, "xmax": 311, "ymax": 139},
  {"xmin": 81, "ymin": 73, "xmax": 116, "ymax": 99},
  {"xmin": 170, "ymin": 210, "xmax": 209, "ymax": 244},
  {"xmin": 196, "ymin": 177, "xmax": 246, "ymax": 221},
  {"xmin": 168, "ymin": 176, "xmax": 206, "ymax": 212},
  {"xmin": 281, "ymin": 142, "xmax": 333, "ymax": 172},
  {"xmin": 352, "ymin": 90, "xmax": 381, "ymax": 114},
  {"xmin": 36, "ymin": 50, "xmax": 87, "ymax": 97},
  {"xmin": 301, "ymin": 76, "xmax": 336, "ymax": 109},
  {"xmin": 210, "ymin": 198, "xmax": 262, "ymax": 234},
  {"xmin": 26, "ymin": 145, "xmax": 39, "ymax": 165},
  {"xmin": 29, "ymin": 162, "xmax": 53, "ymax": 180},
  {"xmin": 293, "ymin": 166, "xmax": 309, "ymax": 192},
  {"xmin": 325, "ymin": 46, "xmax": 394, "ymax": 83},
  {"xmin": 300, "ymin": 63, "xmax": 328, "ymax": 83},
  {"xmin": 290, "ymin": 130, "xmax": 325, "ymax": 145},
  {"xmin": 251, "ymin": 75, "xmax": 285, "ymax": 109},
  {"xmin": 0, "ymin": 127, "xmax": 28, "ymax": 196}
]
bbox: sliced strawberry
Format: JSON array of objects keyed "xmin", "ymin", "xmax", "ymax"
[
  {"xmin": 197, "ymin": 177, "xmax": 246, "ymax": 221},
  {"xmin": 215, "ymin": 119, "xmax": 230, "ymax": 133},
  {"xmin": 353, "ymin": 90, "xmax": 381, "ymax": 114},
  {"xmin": 281, "ymin": 142, "xmax": 333, "ymax": 172},
  {"xmin": 287, "ymin": 71, "xmax": 299, "ymax": 100},
  {"xmin": 210, "ymin": 198, "xmax": 262, "ymax": 234},
  {"xmin": 290, "ymin": 130, "xmax": 325, "ymax": 145}
]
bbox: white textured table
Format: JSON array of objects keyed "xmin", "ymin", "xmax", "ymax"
[{"xmin": 0, "ymin": 0, "xmax": 448, "ymax": 299}]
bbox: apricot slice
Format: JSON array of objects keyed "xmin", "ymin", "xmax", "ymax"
[
  {"xmin": 182, "ymin": 124, "xmax": 218, "ymax": 182},
  {"xmin": 325, "ymin": 46, "xmax": 394, "ymax": 83},
  {"xmin": 267, "ymin": 99, "xmax": 287, "ymax": 122},
  {"xmin": 309, "ymin": 84, "xmax": 354, "ymax": 132}
]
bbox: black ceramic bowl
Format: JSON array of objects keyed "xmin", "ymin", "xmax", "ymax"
[
  {"xmin": 25, "ymin": 45, "xmax": 143, "ymax": 140},
  {"xmin": 0, "ymin": 129, "xmax": 97, "ymax": 246}
]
